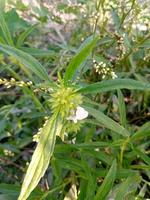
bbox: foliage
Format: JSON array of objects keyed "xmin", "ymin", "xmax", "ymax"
[{"xmin": 0, "ymin": 0, "xmax": 150, "ymax": 200}]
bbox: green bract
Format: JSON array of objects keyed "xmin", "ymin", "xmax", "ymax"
[{"xmin": 50, "ymin": 84, "xmax": 83, "ymax": 118}]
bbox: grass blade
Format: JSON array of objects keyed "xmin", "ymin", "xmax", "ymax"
[
  {"xmin": 134, "ymin": 148, "xmax": 150, "ymax": 166},
  {"xmin": 115, "ymin": 175, "xmax": 141, "ymax": 200},
  {"xmin": 0, "ymin": 44, "xmax": 50, "ymax": 82},
  {"xmin": 131, "ymin": 122, "xmax": 150, "ymax": 141},
  {"xmin": 78, "ymin": 79, "xmax": 150, "ymax": 94},
  {"xmin": 0, "ymin": 9, "xmax": 14, "ymax": 46},
  {"xmin": 117, "ymin": 90, "xmax": 127, "ymax": 127},
  {"xmin": 94, "ymin": 160, "xmax": 117, "ymax": 200},
  {"xmin": 18, "ymin": 115, "xmax": 62, "ymax": 200},
  {"xmin": 16, "ymin": 24, "xmax": 38, "ymax": 47},
  {"xmin": 20, "ymin": 47, "xmax": 56, "ymax": 57}
]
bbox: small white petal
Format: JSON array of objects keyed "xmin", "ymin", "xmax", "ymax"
[
  {"xmin": 75, "ymin": 106, "xmax": 88, "ymax": 120},
  {"xmin": 66, "ymin": 106, "xmax": 88, "ymax": 123}
]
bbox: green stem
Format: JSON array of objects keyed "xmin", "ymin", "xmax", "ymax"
[
  {"xmin": 93, "ymin": 0, "xmax": 101, "ymax": 37},
  {"xmin": 120, "ymin": 137, "xmax": 130, "ymax": 166}
]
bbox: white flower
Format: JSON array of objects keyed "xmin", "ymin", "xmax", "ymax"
[
  {"xmin": 111, "ymin": 71, "xmax": 118, "ymax": 79},
  {"xmin": 67, "ymin": 106, "xmax": 88, "ymax": 123}
]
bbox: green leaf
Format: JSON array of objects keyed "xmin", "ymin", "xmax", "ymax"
[
  {"xmin": 117, "ymin": 90, "xmax": 127, "ymax": 127},
  {"xmin": 78, "ymin": 79, "xmax": 150, "ymax": 94},
  {"xmin": 134, "ymin": 148, "xmax": 150, "ymax": 166},
  {"xmin": 0, "ymin": 184, "xmax": 43, "ymax": 200},
  {"xmin": 95, "ymin": 168, "xmax": 138, "ymax": 179},
  {"xmin": 20, "ymin": 47, "xmax": 56, "ymax": 57},
  {"xmin": 0, "ymin": 44, "xmax": 50, "ymax": 82},
  {"xmin": 81, "ymin": 156, "xmax": 96, "ymax": 200},
  {"xmin": 18, "ymin": 115, "xmax": 62, "ymax": 200},
  {"xmin": 78, "ymin": 180, "xmax": 88, "ymax": 200},
  {"xmin": 131, "ymin": 122, "xmax": 150, "ymax": 141},
  {"xmin": 16, "ymin": 24, "xmax": 37, "ymax": 47},
  {"xmin": 64, "ymin": 36, "xmax": 98, "ymax": 83},
  {"xmin": 139, "ymin": 38, "xmax": 150, "ymax": 48},
  {"xmin": 94, "ymin": 160, "xmax": 117, "ymax": 200},
  {"xmin": 99, "ymin": 36, "xmax": 113, "ymax": 45},
  {"xmin": 111, "ymin": 9, "xmax": 121, "ymax": 31},
  {"xmin": 82, "ymin": 149, "xmax": 113, "ymax": 165},
  {"xmin": 0, "ymin": 9, "xmax": 14, "ymax": 46},
  {"xmin": 0, "ymin": 0, "xmax": 5, "ymax": 10},
  {"xmin": 84, "ymin": 106, "xmax": 130, "ymax": 137},
  {"xmin": 55, "ymin": 142, "xmax": 112, "ymax": 153},
  {"xmin": 4, "ymin": 9, "xmax": 29, "ymax": 34},
  {"xmin": 115, "ymin": 175, "xmax": 141, "ymax": 200},
  {"xmin": 55, "ymin": 157, "xmax": 86, "ymax": 178},
  {"xmin": 0, "ymin": 184, "xmax": 20, "ymax": 195}
]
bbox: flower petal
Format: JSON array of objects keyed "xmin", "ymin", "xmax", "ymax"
[{"xmin": 76, "ymin": 106, "xmax": 88, "ymax": 120}]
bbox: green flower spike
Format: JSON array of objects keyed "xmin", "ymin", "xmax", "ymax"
[{"xmin": 50, "ymin": 84, "xmax": 83, "ymax": 118}]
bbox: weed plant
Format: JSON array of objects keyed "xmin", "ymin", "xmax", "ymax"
[{"xmin": 0, "ymin": 0, "xmax": 150, "ymax": 199}]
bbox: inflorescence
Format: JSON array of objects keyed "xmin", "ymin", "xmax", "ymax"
[
  {"xmin": 0, "ymin": 78, "xmax": 33, "ymax": 88},
  {"xmin": 0, "ymin": 78, "xmax": 53, "ymax": 94},
  {"xmin": 93, "ymin": 59, "xmax": 117, "ymax": 79},
  {"xmin": 33, "ymin": 116, "xmax": 49, "ymax": 142},
  {"xmin": 50, "ymin": 85, "xmax": 83, "ymax": 118}
]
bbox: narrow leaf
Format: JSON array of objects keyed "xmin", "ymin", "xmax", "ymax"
[
  {"xmin": 0, "ymin": 9, "xmax": 14, "ymax": 46},
  {"xmin": 94, "ymin": 160, "xmax": 117, "ymax": 200},
  {"xmin": 111, "ymin": 9, "xmax": 121, "ymax": 31},
  {"xmin": 131, "ymin": 122, "xmax": 150, "ymax": 141},
  {"xmin": 84, "ymin": 106, "xmax": 130, "ymax": 137},
  {"xmin": 115, "ymin": 175, "xmax": 141, "ymax": 200},
  {"xmin": 18, "ymin": 115, "xmax": 62, "ymax": 200},
  {"xmin": 64, "ymin": 36, "xmax": 98, "ymax": 83},
  {"xmin": 139, "ymin": 38, "xmax": 150, "ymax": 48},
  {"xmin": 82, "ymin": 149, "xmax": 113, "ymax": 165},
  {"xmin": 134, "ymin": 148, "xmax": 150, "ymax": 166},
  {"xmin": 78, "ymin": 79, "xmax": 150, "ymax": 94},
  {"xmin": 0, "ymin": 44, "xmax": 50, "ymax": 82},
  {"xmin": 117, "ymin": 90, "xmax": 127, "ymax": 127},
  {"xmin": 20, "ymin": 47, "xmax": 56, "ymax": 57},
  {"xmin": 0, "ymin": 183, "xmax": 43, "ymax": 200},
  {"xmin": 16, "ymin": 24, "xmax": 37, "ymax": 47}
]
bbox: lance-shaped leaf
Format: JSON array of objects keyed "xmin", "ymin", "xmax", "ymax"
[
  {"xmin": 134, "ymin": 148, "xmax": 150, "ymax": 166},
  {"xmin": 78, "ymin": 79, "xmax": 150, "ymax": 94},
  {"xmin": 0, "ymin": 44, "xmax": 50, "ymax": 82},
  {"xmin": 16, "ymin": 24, "xmax": 38, "ymax": 47},
  {"xmin": 20, "ymin": 47, "xmax": 56, "ymax": 58},
  {"xmin": 115, "ymin": 175, "xmax": 141, "ymax": 200},
  {"xmin": 94, "ymin": 160, "xmax": 117, "ymax": 200},
  {"xmin": 131, "ymin": 122, "xmax": 150, "ymax": 141},
  {"xmin": 18, "ymin": 115, "xmax": 62, "ymax": 200},
  {"xmin": 0, "ymin": 9, "xmax": 14, "ymax": 46},
  {"xmin": 64, "ymin": 36, "xmax": 98, "ymax": 83},
  {"xmin": 117, "ymin": 90, "xmax": 127, "ymax": 128},
  {"xmin": 84, "ymin": 106, "xmax": 130, "ymax": 137}
]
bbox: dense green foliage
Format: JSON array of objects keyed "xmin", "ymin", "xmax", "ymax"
[{"xmin": 0, "ymin": 0, "xmax": 150, "ymax": 200}]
